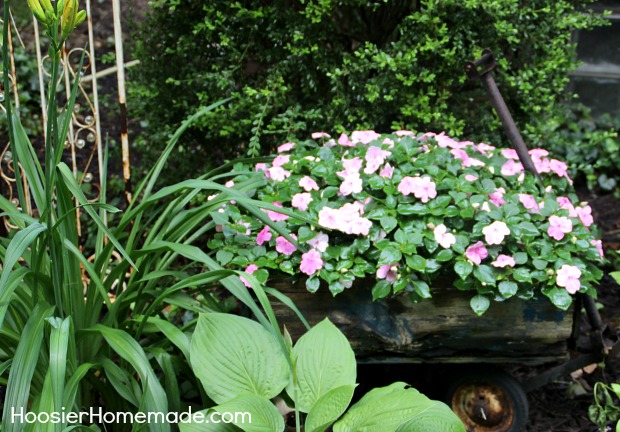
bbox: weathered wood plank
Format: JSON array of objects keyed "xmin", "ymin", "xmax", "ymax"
[{"xmin": 271, "ymin": 281, "xmax": 573, "ymax": 363}]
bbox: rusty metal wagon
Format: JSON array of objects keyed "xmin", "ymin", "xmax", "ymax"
[{"xmin": 272, "ymin": 51, "xmax": 619, "ymax": 432}]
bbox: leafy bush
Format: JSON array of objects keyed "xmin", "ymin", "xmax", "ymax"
[
  {"xmin": 132, "ymin": 0, "xmax": 605, "ymax": 182},
  {"xmin": 211, "ymin": 131, "xmax": 604, "ymax": 315},
  {"xmin": 529, "ymin": 103, "xmax": 620, "ymax": 194}
]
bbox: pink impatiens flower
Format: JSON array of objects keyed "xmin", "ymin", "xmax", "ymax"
[
  {"xmin": 255, "ymin": 163, "xmax": 267, "ymax": 172},
  {"xmin": 501, "ymin": 148, "xmax": 519, "ymax": 159},
  {"xmin": 557, "ymin": 197, "xmax": 578, "ymax": 217},
  {"xmin": 549, "ymin": 159, "xmax": 569, "ymax": 178},
  {"xmin": 364, "ymin": 146, "xmax": 392, "ymax": 174},
  {"xmin": 556, "ymin": 265, "xmax": 582, "ymax": 294},
  {"xmin": 266, "ymin": 202, "xmax": 289, "ymax": 222},
  {"xmin": 482, "ymin": 221, "xmax": 511, "ymax": 245},
  {"xmin": 434, "ymin": 224, "xmax": 456, "ymax": 249},
  {"xmin": 256, "ymin": 226, "xmax": 272, "ymax": 245},
  {"xmin": 291, "ymin": 192, "xmax": 313, "ymax": 211},
  {"xmin": 240, "ymin": 264, "xmax": 259, "ymax": 288},
  {"xmin": 398, "ymin": 176, "xmax": 437, "ymax": 203},
  {"xmin": 311, "ymin": 132, "xmax": 330, "ymax": 140},
  {"xmin": 267, "ymin": 166, "xmax": 291, "ymax": 182},
  {"xmin": 465, "ymin": 174, "xmax": 478, "ymax": 182},
  {"xmin": 491, "ymin": 254, "xmax": 516, "ymax": 268},
  {"xmin": 465, "ymin": 241, "xmax": 488, "ymax": 265},
  {"xmin": 300, "ymin": 249, "xmax": 323, "ymax": 276},
  {"xmin": 277, "ymin": 142, "xmax": 295, "ymax": 152},
  {"xmin": 450, "ymin": 148, "xmax": 485, "ymax": 167},
  {"xmin": 306, "ymin": 232, "xmax": 329, "ymax": 252},
  {"xmin": 338, "ymin": 157, "xmax": 363, "ymax": 177},
  {"xmin": 488, "ymin": 188, "xmax": 506, "ymax": 207},
  {"xmin": 299, "ymin": 176, "xmax": 319, "ymax": 191},
  {"xmin": 547, "ymin": 216, "xmax": 572, "ymax": 241},
  {"xmin": 351, "ymin": 130, "xmax": 381, "ymax": 144},
  {"xmin": 379, "ymin": 163, "xmax": 394, "ymax": 179},
  {"xmin": 339, "ymin": 173, "xmax": 363, "ymax": 196},
  {"xmin": 377, "ymin": 264, "xmax": 398, "ymax": 282},
  {"xmin": 501, "ymin": 159, "xmax": 524, "ymax": 177},
  {"xmin": 591, "ymin": 239, "xmax": 604, "ymax": 259},
  {"xmin": 338, "ymin": 133, "xmax": 354, "ymax": 147},
  {"xmin": 519, "ymin": 194, "xmax": 539, "ymax": 212},
  {"xmin": 317, "ymin": 205, "xmax": 372, "ymax": 236},
  {"xmin": 272, "ymin": 154, "xmax": 290, "ymax": 167},
  {"xmin": 275, "ymin": 235, "xmax": 297, "ymax": 255},
  {"xmin": 576, "ymin": 205, "xmax": 594, "ymax": 227}
]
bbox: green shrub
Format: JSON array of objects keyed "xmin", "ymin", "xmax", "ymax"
[{"xmin": 131, "ymin": 0, "xmax": 605, "ymax": 182}]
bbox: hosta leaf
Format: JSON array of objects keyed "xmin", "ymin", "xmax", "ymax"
[
  {"xmin": 190, "ymin": 313, "xmax": 289, "ymax": 404},
  {"xmin": 214, "ymin": 394, "xmax": 284, "ymax": 432},
  {"xmin": 334, "ymin": 382, "xmax": 464, "ymax": 432},
  {"xmin": 305, "ymin": 385, "xmax": 356, "ymax": 432},
  {"xmin": 287, "ymin": 319, "xmax": 356, "ymax": 413}
]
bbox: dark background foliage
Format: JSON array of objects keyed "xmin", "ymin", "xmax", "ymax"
[{"xmin": 131, "ymin": 0, "xmax": 608, "ymax": 183}]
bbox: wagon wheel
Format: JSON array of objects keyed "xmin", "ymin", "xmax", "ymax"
[{"xmin": 446, "ymin": 369, "xmax": 528, "ymax": 432}]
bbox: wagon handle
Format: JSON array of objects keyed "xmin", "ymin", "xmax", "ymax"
[
  {"xmin": 465, "ymin": 49, "xmax": 613, "ymax": 360},
  {"xmin": 464, "ymin": 49, "xmax": 542, "ymax": 184}
]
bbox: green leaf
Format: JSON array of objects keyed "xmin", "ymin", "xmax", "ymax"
[
  {"xmin": 454, "ymin": 261, "xmax": 473, "ymax": 280},
  {"xmin": 306, "ymin": 385, "xmax": 356, "ymax": 432},
  {"xmin": 406, "ymin": 255, "xmax": 427, "ymax": 272},
  {"xmin": 380, "ymin": 216, "xmax": 398, "ymax": 233},
  {"xmin": 333, "ymin": 382, "xmax": 464, "ymax": 432},
  {"xmin": 470, "ymin": 295, "xmax": 490, "ymax": 316},
  {"xmin": 517, "ymin": 222, "xmax": 540, "ymax": 236},
  {"xmin": 216, "ymin": 250, "xmax": 234, "ymax": 265},
  {"xmin": 498, "ymin": 281, "xmax": 518, "ymax": 299},
  {"xmin": 1, "ymin": 303, "xmax": 54, "ymax": 432},
  {"xmin": 190, "ymin": 313, "xmax": 289, "ymax": 404},
  {"xmin": 288, "ymin": 319, "xmax": 356, "ymax": 413},
  {"xmin": 533, "ymin": 259, "xmax": 548, "ymax": 270},
  {"xmin": 513, "ymin": 252, "xmax": 528, "ymax": 265},
  {"xmin": 435, "ymin": 249, "xmax": 453, "ymax": 262},
  {"xmin": 394, "ymin": 403, "xmax": 466, "ymax": 431},
  {"xmin": 473, "ymin": 265, "xmax": 497, "ymax": 285},
  {"xmin": 545, "ymin": 288, "xmax": 572, "ymax": 310},
  {"xmin": 513, "ymin": 268, "xmax": 532, "ymax": 283},
  {"xmin": 306, "ymin": 277, "xmax": 321, "ymax": 293},
  {"xmin": 372, "ymin": 280, "xmax": 392, "ymax": 300},
  {"xmin": 379, "ymin": 246, "xmax": 402, "ymax": 266},
  {"xmin": 215, "ymin": 394, "xmax": 284, "ymax": 432},
  {"xmin": 179, "ymin": 409, "xmax": 242, "ymax": 432},
  {"xmin": 411, "ymin": 280, "xmax": 431, "ymax": 299}
]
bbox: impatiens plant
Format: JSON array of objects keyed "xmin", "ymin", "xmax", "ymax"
[{"xmin": 210, "ymin": 131, "xmax": 604, "ymax": 315}]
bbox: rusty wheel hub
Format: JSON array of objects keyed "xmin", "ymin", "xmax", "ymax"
[{"xmin": 451, "ymin": 382, "xmax": 514, "ymax": 431}]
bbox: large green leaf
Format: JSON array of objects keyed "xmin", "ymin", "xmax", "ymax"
[
  {"xmin": 1, "ymin": 303, "xmax": 54, "ymax": 432},
  {"xmin": 214, "ymin": 394, "xmax": 284, "ymax": 432},
  {"xmin": 0, "ymin": 222, "xmax": 46, "ymax": 327},
  {"xmin": 334, "ymin": 382, "xmax": 465, "ymax": 432},
  {"xmin": 394, "ymin": 403, "xmax": 466, "ymax": 432},
  {"xmin": 47, "ymin": 317, "xmax": 71, "ymax": 422},
  {"xmin": 305, "ymin": 385, "xmax": 356, "ymax": 432},
  {"xmin": 91, "ymin": 325, "xmax": 170, "ymax": 432},
  {"xmin": 190, "ymin": 313, "xmax": 289, "ymax": 404},
  {"xmin": 287, "ymin": 319, "xmax": 356, "ymax": 413},
  {"xmin": 179, "ymin": 409, "xmax": 242, "ymax": 432}
]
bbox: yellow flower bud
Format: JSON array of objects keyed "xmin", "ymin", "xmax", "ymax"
[
  {"xmin": 57, "ymin": 0, "xmax": 66, "ymax": 14},
  {"xmin": 38, "ymin": 0, "xmax": 54, "ymax": 13},
  {"xmin": 27, "ymin": 0, "xmax": 47, "ymax": 25},
  {"xmin": 61, "ymin": 0, "xmax": 77, "ymax": 40},
  {"xmin": 74, "ymin": 10, "xmax": 86, "ymax": 27}
]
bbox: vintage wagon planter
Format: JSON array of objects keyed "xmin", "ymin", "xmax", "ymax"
[
  {"xmin": 270, "ymin": 277, "xmax": 611, "ymax": 432},
  {"xmin": 213, "ymin": 51, "xmax": 614, "ymax": 431}
]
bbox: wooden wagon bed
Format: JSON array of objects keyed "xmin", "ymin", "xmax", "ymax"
[{"xmin": 272, "ymin": 281, "xmax": 574, "ymax": 365}]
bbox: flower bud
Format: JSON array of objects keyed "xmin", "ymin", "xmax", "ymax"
[
  {"xmin": 27, "ymin": 0, "xmax": 48, "ymax": 25},
  {"xmin": 38, "ymin": 0, "xmax": 54, "ymax": 13},
  {"xmin": 74, "ymin": 10, "xmax": 86, "ymax": 27},
  {"xmin": 61, "ymin": 0, "xmax": 78, "ymax": 40},
  {"xmin": 546, "ymin": 268, "xmax": 555, "ymax": 277},
  {"xmin": 57, "ymin": 0, "xmax": 66, "ymax": 13},
  {"xmin": 426, "ymin": 222, "xmax": 436, "ymax": 230},
  {"xmin": 340, "ymin": 268, "xmax": 348, "ymax": 274}
]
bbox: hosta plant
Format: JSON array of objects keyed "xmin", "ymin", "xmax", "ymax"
[{"xmin": 211, "ymin": 130, "xmax": 605, "ymax": 315}]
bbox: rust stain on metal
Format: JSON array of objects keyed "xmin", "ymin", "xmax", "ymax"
[{"xmin": 451, "ymin": 382, "xmax": 514, "ymax": 431}]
